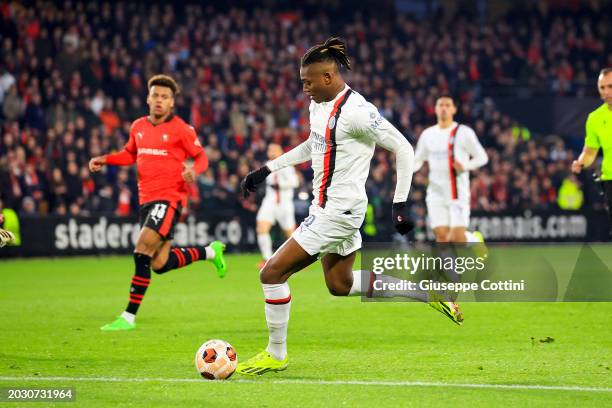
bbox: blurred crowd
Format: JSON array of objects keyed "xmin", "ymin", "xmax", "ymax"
[{"xmin": 0, "ymin": 1, "xmax": 610, "ymax": 224}]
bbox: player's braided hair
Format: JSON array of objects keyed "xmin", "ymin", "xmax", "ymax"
[
  {"xmin": 147, "ymin": 74, "xmax": 180, "ymax": 95},
  {"xmin": 301, "ymin": 36, "xmax": 351, "ymax": 71}
]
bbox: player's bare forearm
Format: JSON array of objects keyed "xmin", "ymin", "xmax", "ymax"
[
  {"xmin": 579, "ymin": 147, "xmax": 598, "ymax": 167},
  {"xmin": 88, "ymin": 155, "xmax": 107, "ymax": 172},
  {"xmin": 572, "ymin": 146, "xmax": 598, "ymax": 173}
]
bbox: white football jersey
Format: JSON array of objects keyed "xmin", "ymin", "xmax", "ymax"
[
  {"xmin": 267, "ymin": 85, "xmax": 414, "ymax": 218},
  {"xmin": 263, "ymin": 166, "xmax": 298, "ymax": 205},
  {"xmin": 414, "ymin": 122, "xmax": 488, "ymax": 204}
]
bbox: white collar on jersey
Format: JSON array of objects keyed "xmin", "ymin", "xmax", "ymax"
[
  {"xmin": 436, "ymin": 121, "xmax": 458, "ymax": 131},
  {"xmin": 319, "ymin": 84, "xmax": 351, "ymax": 106}
]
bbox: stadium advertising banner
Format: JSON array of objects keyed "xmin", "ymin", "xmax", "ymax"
[
  {"xmin": 468, "ymin": 209, "xmax": 608, "ymax": 242},
  {"xmin": 0, "ymin": 213, "xmax": 258, "ymax": 257},
  {"xmin": 0, "ymin": 209, "xmax": 609, "ymax": 258}
]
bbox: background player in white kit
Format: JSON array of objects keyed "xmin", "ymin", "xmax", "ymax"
[
  {"xmin": 256, "ymin": 143, "xmax": 299, "ymax": 266},
  {"xmin": 237, "ymin": 37, "xmax": 463, "ymax": 376},
  {"xmin": 414, "ymin": 95, "xmax": 488, "ymax": 243}
]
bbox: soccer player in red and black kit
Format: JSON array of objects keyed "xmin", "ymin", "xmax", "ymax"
[{"xmin": 89, "ymin": 75, "xmax": 227, "ymax": 331}]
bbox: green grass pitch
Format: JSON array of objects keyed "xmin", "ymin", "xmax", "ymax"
[{"xmin": 1, "ymin": 248, "xmax": 611, "ymax": 407}]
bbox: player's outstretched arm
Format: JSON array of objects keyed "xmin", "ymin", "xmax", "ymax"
[
  {"xmin": 89, "ymin": 149, "xmax": 137, "ymax": 173},
  {"xmin": 91, "ymin": 123, "xmax": 138, "ymax": 172},
  {"xmin": 362, "ymin": 108, "xmax": 415, "ymax": 234},
  {"xmin": 266, "ymin": 140, "xmax": 312, "ymax": 172},
  {"xmin": 241, "ymin": 140, "xmax": 312, "ymax": 197}
]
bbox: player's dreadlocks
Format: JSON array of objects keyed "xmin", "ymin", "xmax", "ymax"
[
  {"xmin": 147, "ymin": 74, "xmax": 180, "ymax": 95},
  {"xmin": 301, "ymin": 36, "xmax": 351, "ymax": 71}
]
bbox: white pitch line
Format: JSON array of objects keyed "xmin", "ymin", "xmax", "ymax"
[{"xmin": 0, "ymin": 376, "xmax": 610, "ymax": 393}]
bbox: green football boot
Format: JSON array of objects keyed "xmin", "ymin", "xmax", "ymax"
[
  {"xmin": 429, "ymin": 300, "xmax": 464, "ymax": 325},
  {"xmin": 428, "ymin": 291, "xmax": 464, "ymax": 325},
  {"xmin": 236, "ymin": 350, "xmax": 289, "ymax": 376},
  {"xmin": 208, "ymin": 241, "xmax": 227, "ymax": 278},
  {"xmin": 100, "ymin": 316, "xmax": 136, "ymax": 331}
]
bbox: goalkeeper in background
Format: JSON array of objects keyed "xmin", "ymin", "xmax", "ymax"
[{"xmin": 571, "ymin": 68, "xmax": 612, "ymax": 234}]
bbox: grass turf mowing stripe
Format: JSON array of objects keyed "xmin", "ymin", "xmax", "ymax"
[{"xmin": 0, "ymin": 376, "xmax": 610, "ymax": 393}]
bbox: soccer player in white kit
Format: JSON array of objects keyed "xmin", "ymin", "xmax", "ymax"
[
  {"xmin": 236, "ymin": 37, "xmax": 463, "ymax": 376},
  {"xmin": 256, "ymin": 143, "xmax": 299, "ymax": 264},
  {"xmin": 414, "ymin": 95, "xmax": 488, "ymax": 243}
]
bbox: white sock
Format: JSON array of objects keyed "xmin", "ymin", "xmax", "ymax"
[
  {"xmin": 121, "ymin": 311, "xmax": 135, "ymax": 324},
  {"xmin": 257, "ymin": 233, "xmax": 273, "ymax": 260},
  {"xmin": 350, "ymin": 270, "xmax": 429, "ymax": 302},
  {"xmin": 349, "ymin": 270, "xmax": 363, "ymax": 295},
  {"xmin": 205, "ymin": 246, "xmax": 215, "ymax": 260},
  {"xmin": 263, "ymin": 283, "xmax": 291, "ymax": 361}
]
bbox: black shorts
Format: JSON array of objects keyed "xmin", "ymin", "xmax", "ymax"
[{"xmin": 139, "ymin": 200, "xmax": 181, "ymax": 240}]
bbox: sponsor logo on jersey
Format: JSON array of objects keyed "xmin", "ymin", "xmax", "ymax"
[
  {"xmin": 311, "ymin": 131, "xmax": 327, "ymax": 153},
  {"xmin": 138, "ymin": 148, "xmax": 168, "ymax": 156},
  {"xmin": 137, "ymin": 132, "xmax": 144, "ymax": 139}
]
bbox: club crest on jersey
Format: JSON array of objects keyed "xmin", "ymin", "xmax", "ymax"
[
  {"xmin": 328, "ymin": 116, "xmax": 336, "ymax": 130},
  {"xmin": 162, "ymin": 134, "xmax": 169, "ymax": 142}
]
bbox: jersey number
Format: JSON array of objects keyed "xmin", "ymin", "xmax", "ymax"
[{"xmin": 150, "ymin": 203, "xmax": 167, "ymax": 224}]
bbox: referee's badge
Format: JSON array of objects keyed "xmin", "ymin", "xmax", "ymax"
[{"xmin": 328, "ymin": 116, "xmax": 336, "ymax": 130}]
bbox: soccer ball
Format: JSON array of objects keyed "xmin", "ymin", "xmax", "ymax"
[{"xmin": 194, "ymin": 339, "xmax": 237, "ymax": 380}]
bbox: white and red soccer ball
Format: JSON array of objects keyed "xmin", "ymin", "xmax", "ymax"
[{"xmin": 195, "ymin": 339, "xmax": 237, "ymax": 380}]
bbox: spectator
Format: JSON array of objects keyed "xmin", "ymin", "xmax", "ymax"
[
  {"xmin": 0, "ymin": 0, "xmax": 608, "ymax": 221},
  {"xmin": 2, "ymin": 85, "xmax": 21, "ymax": 121}
]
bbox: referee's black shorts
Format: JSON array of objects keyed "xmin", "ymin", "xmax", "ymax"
[{"xmin": 604, "ymin": 181, "xmax": 612, "ymax": 217}]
